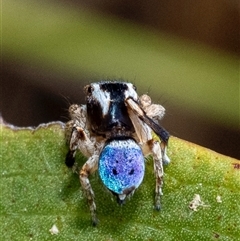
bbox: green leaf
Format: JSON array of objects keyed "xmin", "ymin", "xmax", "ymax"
[{"xmin": 1, "ymin": 123, "xmax": 239, "ymax": 240}]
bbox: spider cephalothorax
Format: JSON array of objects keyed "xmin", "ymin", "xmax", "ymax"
[
  {"xmin": 65, "ymin": 81, "xmax": 170, "ymax": 225},
  {"xmin": 85, "ymin": 82, "xmax": 137, "ymax": 136}
]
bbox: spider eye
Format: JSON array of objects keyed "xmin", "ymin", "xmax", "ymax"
[
  {"xmin": 85, "ymin": 85, "xmax": 94, "ymax": 94},
  {"xmin": 88, "ymin": 86, "xmax": 93, "ymax": 93}
]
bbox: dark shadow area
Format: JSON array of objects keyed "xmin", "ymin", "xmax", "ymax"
[{"xmin": 1, "ymin": 60, "xmax": 239, "ymax": 159}]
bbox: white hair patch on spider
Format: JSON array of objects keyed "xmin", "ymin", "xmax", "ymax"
[
  {"xmin": 91, "ymin": 83, "xmax": 111, "ymax": 116},
  {"xmin": 124, "ymin": 83, "xmax": 138, "ymax": 101}
]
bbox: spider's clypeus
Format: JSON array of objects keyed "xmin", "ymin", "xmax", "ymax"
[{"xmin": 65, "ymin": 81, "xmax": 170, "ymax": 226}]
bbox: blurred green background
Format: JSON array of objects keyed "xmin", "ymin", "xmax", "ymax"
[{"xmin": 1, "ymin": 0, "xmax": 239, "ymax": 158}]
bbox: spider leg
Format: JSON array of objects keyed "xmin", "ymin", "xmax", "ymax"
[
  {"xmin": 65, "ymin": 104, "xmax": 86, "ymax": 167},
  {"xmin": 65, "ymin": 104, "xmax": 101, "ymax": 225},
  {"xmin": 150, "ymin": 139, "xmax": 164, "ymax": 210},
  {"xmin": 160, "ymin": 141, "xmax": 171, "ymax": 165},
  {"xmin": 65, "ymin": 120, "xmax": 77, "ymax": 167},
  {"xmin": 65, "ymin": 125, "xmax": 94, "ymax": 167},
  {"xmin": 65, "ymin": 104, "xmax": 95, "ymax": 167},
  {"xmin": 125, "ymin": 96, "xmax": 170, "ymax": 210},
  {"xmin": 125, "ymin": 97, "xmax": 169, "ymax": 144},
  {"xmin": 66, "ymin": 125, "xmax": 100, "ymax": 225},
  {"xmin": 139, "ymin": 94, "xmax": 165, "ymax": 120},
  {"xmin": 79, "ymin": 154, "xmax": 99, "ymax": 226}
]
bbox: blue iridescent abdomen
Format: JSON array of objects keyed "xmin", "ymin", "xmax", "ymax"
[{"xmin": 99, "ymin": 139, "xmax": 145, "ymax": 197}]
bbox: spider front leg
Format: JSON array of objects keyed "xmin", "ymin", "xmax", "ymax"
[
  {"xmin": 65, "ymin": 111, "xmax": 101, "ymax": 225},
  {"xmin": 65, "ymin": 104, "xmax": 95, "ymax": 168},
  {"xmin": 65, "ymin": 104, "xmax": 87, "ymax": 168},
  {"xmin": 65, "ymin": 120, "xmax": 78, "ymax": 168},
  {"xmin": 66, "ymin": 125, "xmax": 100, "ymax": 225}
]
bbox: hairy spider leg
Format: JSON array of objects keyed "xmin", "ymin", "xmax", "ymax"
[
  {"xmin": 148, "ymin": 139, "xmax": 164, "ymax": 210},
  {"xmin": 66, "ymin": 105, "xmax": 101, "ymax": 225},
  {"xmin": 79, "ymin": 154, "xmax": 99, "ymax": 226}
]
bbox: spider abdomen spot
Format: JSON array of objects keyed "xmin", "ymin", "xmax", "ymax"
[{"xmin": 99, "ymin": 139, "xmax": 145, "ymax": 196}]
